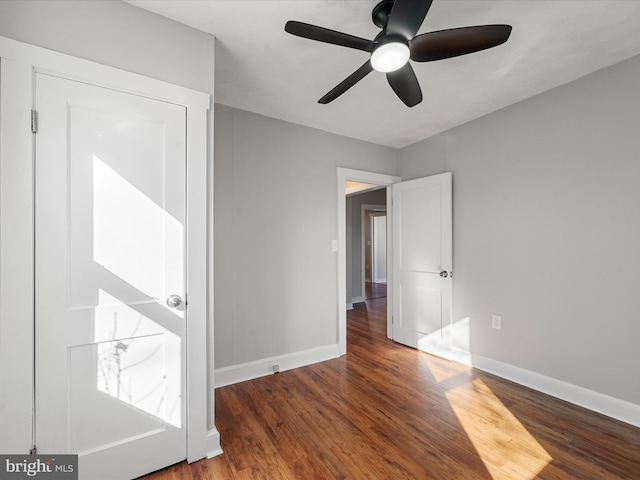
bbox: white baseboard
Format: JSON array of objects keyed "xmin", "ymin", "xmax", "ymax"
[
  {"xmin": 214, "ymin": 344, "xmax": 340, "ymax": 388},
  {"xmin": 205, "ymin": 429, "xmax": 223, "ymax": 459},
  {"xmin": 351, "ymin": 296, "xmax": 365, "ymax": 304},
  {"xmin": 453, "ymin": 348, "xmax": 640, "ymax": 428},
  {"xmin": 346, "ymin": 303, "xmax": 354, "ymax": 311}
]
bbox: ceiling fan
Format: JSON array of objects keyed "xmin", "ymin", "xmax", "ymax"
[{"xmin": 285, "ymin": 0, "xmax": 512, "ymax": 107}]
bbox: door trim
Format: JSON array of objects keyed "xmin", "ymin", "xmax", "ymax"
[
  {"xmin": 0, "ymin": 56, "xmax": 35, "ymax": 454},
  {"xmin": 337, "ymin": 168, "xmax": 400, "ymax": 355},
  {"xmin": 360, "ymin": 204, "xmax": 386, "ymax": 302},
  {"xmin": 0, "ymin": 36, "xmax": 219, "ymax": 461},
  {"xmin": 371, "ymin": 213, "xmax": 388, "ymax": 284}
]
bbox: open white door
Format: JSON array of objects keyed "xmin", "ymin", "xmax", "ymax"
[
  {"xmin": 35, "ymin": 73, "xmax": 187, "ymax": 479},
  {"xmin": 392, "ymin": 173, "xmax": 452, "ymax": 359}
]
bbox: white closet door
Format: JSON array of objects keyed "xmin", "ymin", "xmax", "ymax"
[{"xmin": 35, "ymin": 72, "xmax": 187, "ymax": 479}]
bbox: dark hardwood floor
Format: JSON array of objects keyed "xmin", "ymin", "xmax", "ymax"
[
  {"xmin": 143, "ymin": 298, "xmax": 640, "ymax": 479},
  {"xmin": 364, "ymin": 281, "xmax": 386, "ymax": 300}
]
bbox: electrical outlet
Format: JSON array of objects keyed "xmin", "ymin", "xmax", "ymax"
[{"xmin": 492, "ymin": 315, "xmax": 502, "ymax": 330}]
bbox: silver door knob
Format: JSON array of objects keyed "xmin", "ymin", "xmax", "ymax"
[
  {"xmin": 166, "ymin": 294, "xmax": 183, "ymax": 308},
  {"xmin": 440, "ymin": 271, "xmax": 449, "ymax": 278}
]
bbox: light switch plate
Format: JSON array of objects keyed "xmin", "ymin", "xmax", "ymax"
[{"xmin": 492, "ymin": 315, "xmax": 502, "ymax": 330}]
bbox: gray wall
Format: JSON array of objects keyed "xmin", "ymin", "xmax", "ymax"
[
  {"xmin": 400, "ymin": 53, "xmax": 640, "ymax": 405},
  {"xmin": 214, "ymin": 105, "xmax": 397, "ymax": 368},
  {"xmin": 346, "ymin": 189, "xmax": 386, "ymax": 304}
]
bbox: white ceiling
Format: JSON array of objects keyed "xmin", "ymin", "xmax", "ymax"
[{"xmin": 127, "ymin": 1, "xmax": 640, "ymax": 148}]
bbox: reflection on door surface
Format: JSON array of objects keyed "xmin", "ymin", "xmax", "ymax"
[{"xmin": 35, "ymin": 73, "xmax": 187, "ymax": 479}]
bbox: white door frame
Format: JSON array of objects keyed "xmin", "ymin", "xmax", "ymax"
[
  {"xmin": 371, "ymin": 213, "xmax": 388, "ymax": 284},
  {"xmin": 337, "ymin": 168, "xmax": 400, "ymax": 354},
  {"xmin": 360, "ymin": 204, "xmax": 386, "ymax": 301},
  {"xmin": 0, "ymin": 36, "xmax": 220, "ymax": 460},
  {"xmin": 371, "ymin": 214, "xmax": 387, "ymax": 283}
]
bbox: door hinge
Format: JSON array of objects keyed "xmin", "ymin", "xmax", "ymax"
[
  {"xmin": 31, "ymin": 110, "xmax": 38, "ymax": 134},
  {"xmin": 29, "ymin": 445, "xmax": 37, "ymax": 455}
]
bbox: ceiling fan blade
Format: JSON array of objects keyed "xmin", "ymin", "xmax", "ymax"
[
  {"xmin": 410, "ymin": 25, "xmax": 512, "ymax": 62},
  {"xmin": 318, "ymin": 61, "xmax": 374, "ymax": 104},
  {"xmin": 386, "ymin": 0, "xmax": 433, "ymax": 40},
  {"xmin": 386, "ymin": 63, "xmax": 422, "ymax": 107},
  {"xmin": 285, "ymin": 21, "xmax": 375, "ymax": 52}
]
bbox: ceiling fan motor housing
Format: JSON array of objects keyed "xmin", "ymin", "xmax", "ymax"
[{"xmin": 372, "ymin": 0, "xmax": 396, "ymax": 29}]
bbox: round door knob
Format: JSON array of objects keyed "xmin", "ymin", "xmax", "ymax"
[
  {"xmin": 166, "ymin": 294, "xmax": 183, "ymax": 308},
  {"xmin": 440, "ymin": 271, "xmax": 449, "ymax": 278}
]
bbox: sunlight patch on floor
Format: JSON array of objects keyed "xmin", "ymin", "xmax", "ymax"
[
  {"xmin": 416, "ymin": 315, "xmax": 552, "ymax": 478},
  {"xmin": 420, "ymin": 354, "xmax": 468, "ymax": 383},
  {"xmin": 445, "ymin": 377, "xmax": 552, "ymax": 479}
]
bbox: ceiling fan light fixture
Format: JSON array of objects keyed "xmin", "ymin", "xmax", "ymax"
[
  {"xmin": 285, "ymin": 0, "xmax": 513, "ymax": 106},
  {"xmin": 371, "ymin": 42, "xmax": 410, "ymax": 72}
]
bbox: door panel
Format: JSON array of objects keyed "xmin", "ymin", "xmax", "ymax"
[
  {"xmin": 392, "ymin": 173, "xmax": 452, "ymax": 359},
  {"xmin": 35, "ymin": 73, "xmax": 186, "ymax": 479},
  {"xmin": 399, "ymin": 283, "xmax": 442, "ymax": 333},
  {"xmin": 398, "ymin": 186, "xmax": 442, "ymax": 272}
]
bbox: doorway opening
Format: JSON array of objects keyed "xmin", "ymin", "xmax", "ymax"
[
  {"xmin": 336, "ymin": 168, "xmax": 400, "ymax": 355},
  {"xmin": 337, "ymin": 168, "xmax": 453, "ymax": 361},
  {"xmin": 346, "ymin": 190, "xmax": 386, "ymax": 306},
  {"xmin": 346, "ymin": 188, "xmax": 387, "ymax": 351}
]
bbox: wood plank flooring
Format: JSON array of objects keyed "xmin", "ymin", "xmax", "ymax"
[
  {"xmin": 142, "ymin": 298, "xmax": 640, "ymax": 479},
  {"xmin": 364, "ymin": 281, "xmax": 386, "ymax": 300}
]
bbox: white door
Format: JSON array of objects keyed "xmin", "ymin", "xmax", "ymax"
[
  {"xmin": 392, "ymin": 173, "xmax": 452, "ymax": 359},
  {"xmin": 35, "ymin": 73, "xmax": 187, "ymax": 479},
  {"xmin": 372, "ymin": 215, "xmax": 387, "ymax": 283}
]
